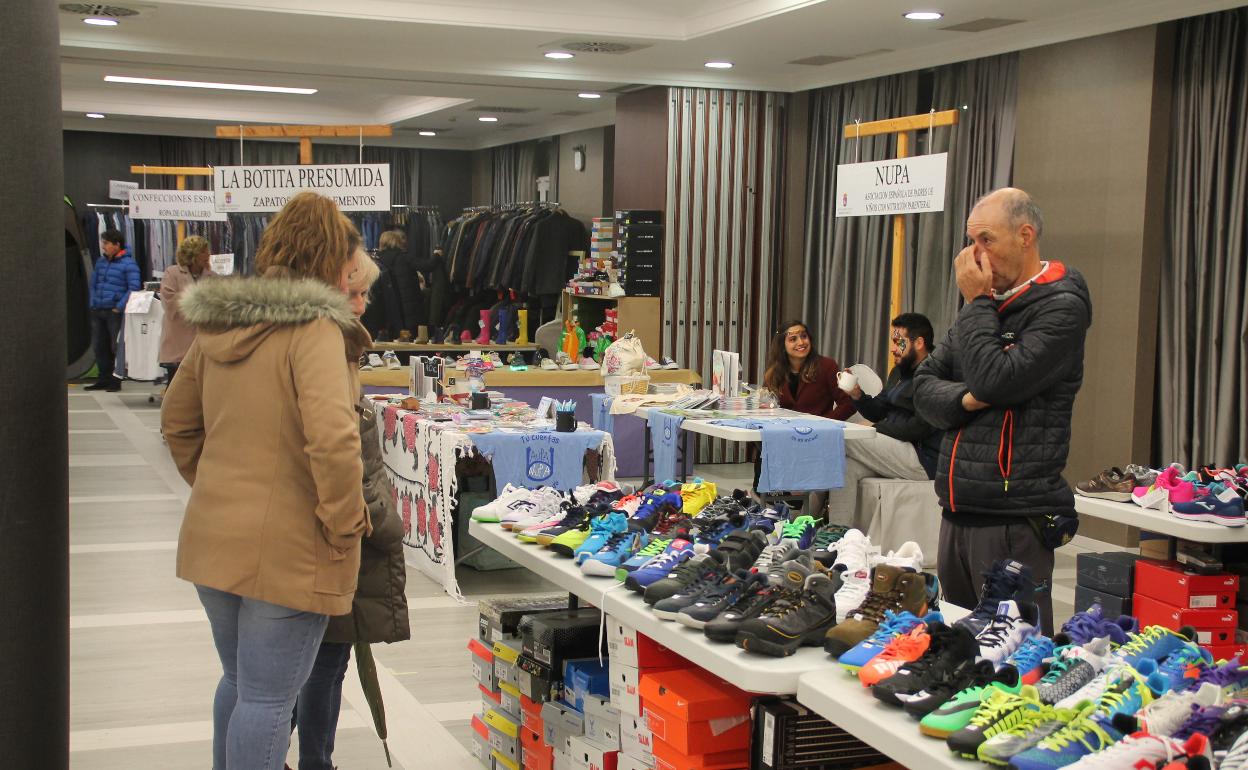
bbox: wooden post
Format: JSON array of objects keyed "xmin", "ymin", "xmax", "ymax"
[
  {"xmin": 891, "ymin": 132, "xmax": 908, "ymax": 334},
  {"xmin": 175, "ymin": 174, "xmax": 187, "ymax": 242},
  {"xmin": 215, "ymin": 125, "xmax": 393, "ymax": 166},
  {"xmin": 299, "ymin": 137, "xmax": 313, "ymax": 165}
]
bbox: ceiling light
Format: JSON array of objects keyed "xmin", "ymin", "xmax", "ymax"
[
  {"xmin": 478, "ymin": 116, "xmax": 498, "ymax": 123},
  {"xmin": 83, "ymin": 17, "xmax": 119, "ymax": 26},
  {"xmin": 577, "ymin": 92, "xmax": 601, "ymax": 99},
  {"xmin": 544, "ymin": 52, "xmax": 575, "ymax": 60},
  {"xmin": 104, "ymin": 75, "xmax": 317, "ymax": 94},
  {"xmin": 418, "ymin": 130, "xmax": 437, "ymax": 136},
  {"xmin": 85, "ymin": 113, "xmax": 106, "ymax": 119},
  {"xmin": 904, "ymin": 11, "xmax": 944, "ymax": 20},
  {"xmin": 704, "ymin": 61, "xmax": 734, "ymax": 69}
]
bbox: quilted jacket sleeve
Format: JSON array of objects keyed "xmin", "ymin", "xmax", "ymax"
[{"xmin": 912, "ymin": 329, "xmax": 975, "ymax": 431}]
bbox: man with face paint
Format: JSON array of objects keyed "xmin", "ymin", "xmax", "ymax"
[
  {"xmin": 912, "ymin": 188, "xmax": 1092, "ymax": 633},
  {"xmin": 824, "ymin": 313, "xmax": 943, "ymax": 526}
]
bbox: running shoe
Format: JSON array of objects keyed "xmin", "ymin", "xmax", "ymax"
[
  {"xmin": 1114, "ymin": 625, "xmax": 1198, "ymax": 668},
  {"xmin": 643, "ymin": 552, "xmax": 725, "ymax": 605},
  {"xmin": 873, "ymin": 623, "xmax": 979, "ymax": 707},
  {"xmin": 581, "ymin": 530, "xmax": 649, "ymax": 577},
  {"xmin": 571, "ymin": 512, "xmax": 629, "ymax": 564},
  {"xmin": 499, "ymin": 487, "xmax": 567, "ymax": 530},
  {"xmin": 857, "ymin": 623, "xmax": 933, "ymax": 687},
  {"xmin": 1171, "ymin": 483, "xmax": 1247, "ymax": 527},
  {"xmin": 1008, "ymin": 703, "xmax": 1125, "ymax": 770},
  {"xmin": 652, "ymin": 563, "xmax": 736, "ymax": 621},
  {"xmin": 703, "ymin": 562, "xmax": 807, "ymax": 643},
  {"xmin": 678, "ymin": 482, "xmax": 718, "ymax": 515},
  {"xmin": 1061, "ymin": 729, "xmax": 1195, "ymax": 769},
  {"xmin": 1007, "ymin": 635, "xmax": 1056, "ymax": 685},
  {"xmin": 1055, "ymin": 659, "xmax": 1159, "ymax": 711},
  {"xmin": 1187, "ymin": 656, "xmax": 1248, "ymax": 692},
  {"xmin": 1054, "ymin": 603, "xmax": 1135, "ymax": 647},
  {"xmin": 751, "ymin": 539, "xmax": 803, "ymax": 577},
  {"xmin": 977, "ymin": 704, "xmax": 1079, "ymax": 766},
  {"xmin": 946, "ymin": 684, "xmax": 1044, "ymax": 759},
  {"xmin": 1156, "ymin": 643, "xmax": 1214, "ymax": 690},
  {"xmin": 624, "ymin": 541, "xmax": 696, "ymax": 593},
  {"xmin": 1038, "ymin": 637, "xmax": 1115, "ymax": 706},
  {"xmin": 976, "ymin": 600, "xmax": 1042, "ymax": 670},
  {"xmin": 810, "ymin": 523, "xmax": 851, "ymax": 566},
  {"xmin": 776, "ymin": 515, "xmax": 818, "ymax": 549},
  {"xmin": 470, "ymin": 483, "xmax": 532, "ymax": 522},
  {"xmin": 518, "ymin": 506, "xmax": 586, "ymax": 544},
  {"xmin": 1136, "ymin": 681, "xmax": 1224, "ymax": 737},
  {"xmin": 956, "ymin": 560, "xmax": 1037, "ymax": 637},
  {"xmin": 547, "ymin": 517, "xmax": 597, "ymax": 556},
  {"xmin": 676, "ymin": 570, "xmax": 761, "ymax": 629},
  {"xmin": 830, "ymin": 529, "xmax": 880, "ymax": 623},
  {"xmin": 1076, "ymin": 467, "xmax": 1142, "ymax": 502},
  {"xmin": 838, "ymin": 610, "xmax": 929, "ymax": 674},
  {"xmin": 902, "ymin": 659, "xmax": 1013, "ymax": 719},
  {"xmin": 614, "ymin": 536, "xmax": 673, "ymax": 580},
  {"xmin": 920, "ymin": 664, "xmax": 1025, "ymax": 738}
]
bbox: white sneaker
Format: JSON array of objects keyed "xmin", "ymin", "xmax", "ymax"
[
  {"xmin": 365, "ymin": 353, "xmax": 384, "ymax": 370},
  {"xmin": 878, "ymin": 541, "xmax": 924, "ymax": 571},
  {"xmin": 1056, "ymin": 661, "xmax": 1141, "ymax": 710},
  {"xmin": 659, "ymin": 356, "xmax": 679, "ymax": 370},
  {"xmin": 382, "ymin": 351, "xmax": 401, "ymax": 370},
  {"xmin": 831, "ymin": 529, "xmax": 880, "ymax": 623},
  {"xmin": 579, "ymin": 355, "xmax": 600, "ymax": 370},
  {"xmin": 359, "ymin": 354, "xmax": 374, "ymax": 371},
  {"xmin": 1137, "ymin": 681, "xmax": 1224, "ymax": 737},
  {"xmin": 471, "ymin": 484, "xmax": 529, "ymax": 522},
  {"xmin": 572, "ymin": 481, "xmax": 625, "ymax": 506},
  {"xmin": 556, "ymin": 352, "xmax": 579, "ymax": 371},
  {"xmin": 975, "ymin": 600, "xmax": 1040, "ymax": 669},
  {"xmin": 501, "ymin": 488, "xmax": 566, "ymax": 530},
  {"xmin": 644, "ymin": 356, "xmax": 662, "ymax": 370},
  {"xmin": 540, "ymin": 357, "xmax": 558, "ymax": 370}
]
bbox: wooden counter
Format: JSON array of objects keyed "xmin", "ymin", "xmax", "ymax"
[{"xmin": 358, "ymin": 367, "xmax": 701, "ymax": 389}]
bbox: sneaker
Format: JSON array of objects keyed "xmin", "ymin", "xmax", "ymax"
[
  {"xmin": 829, "ymin": 529, "xmax": 880, "ymax": 624},
  {"xmin": 679, "ymin": 482, "xmax": 718, "ymax": 515},
  {"xmin": 642, "ymin": 551, "xmax": 723, "ymax": 603},
  {"xmin": 1124, "ymin": 463, "xmax": 1161, "ymax": 487},
  {"xmin": 676, "ymin": 570, "xmax": 761, "ymax": 629},
  {"xmin": 1006, "ymin": 635, "xmax": 1056, "ymax": 685},
  {"xmin": 838, "ymin": 610, "xmax": 932, "ymax": 674},
  {"xmin": 366, "ymin": 352, "xmax": 385, "ymax": 370},
  {"xmin": 644, "ymin": 356, "xmax": 661, "ymax": 370},
  {"xmin": 956, "ymin": 560, "xmax": 1037, "ymax": 637},
  {"xmin": 1088, "ymin": 667, "xmax": 1166, "ymax": 722},
  {"xmin": 945, "ymin": 684, "xmax": 1045, "ymax": 758},
  {"xmin": 572, "ymin": 512, "xmax": 629, "ymax": 564},
  {"xmin": 810, "ymin": 523, "xmax": 851, "ymax": 565},
  {"xmin": 500, "ymin": 488, "xmax": 566, "ymax": 530},
  {"xmin": 752, "ymin": 540, "xmax": 803, "ymax": 579},
  {"xmin": 714, "ymin": 529, "xmax": 770, "ymax": 571},
  {"xmin": 1075, "ymin": 467, "xmax": 1141, "ymax": 502},
  {"xmin": 1008, "ymin": 703, "xmax": 1125, "ymax": 770},
  {"xmin": 540, "ymin": 356, "xmax": 557, "ymax": 371},
  {"xmin": 872, "ymin": 623, "xmax": 979, "ymax": 707},
  {"xmin": 659, "ymin": 356, "xmax": 679, "ymax": 370},
  {"xmin": 857, "ymin": 624, "xmax": 933, "ymax": 687},
  {"xmin": 1156, "ymin": 643, "xmax": 1214, "ymax": 690},
  {"xmin": 578, "ymin": 352, "xmax": 600, "ymax": 370},
  {"xmin": 555, "ymin": 351, "xmax": 578, "ymax": 371},
  {"xmin": 976, "ymin": 703, "xmax": 1077, "ymax": 765},
  {"xmin": 652, "ymin": 560, "xmax": 734, "ymax": 621},
  {"xmin": 625, "ymin": 540, "xmax": 696, "ymax": 592},
  {"xmin": 615, "ymin": 536, "xmax": 673, "ymax": 579},
  {"xmin": 1171, "ymin": 484, "xmax": 1247, "ymax": 527},
  {"xmin": 880, "ymin": 540, "xmax": 925, "ymax": 571},
  {"xmin": 902, "ymin": 658, "xmax": 1018, "ymax": 719},
  {"xmin": 533, "ymin": 507, "xmax": 591, "ymax": 546},
  {"xmin": 703, "ymin": 563, "xmax": 808, "ymax": 643},
  {"xmin": 1055, "ymin": 659, "xmax": 1160, "ymax": 712},
  {"xmin": 581, "ymin": 530, "xmax": 648, "ymax": 577},
  {"xmin": 919, "ymin": 666, "xmax": 1025, "ymax": 738},
  {"xmin": 1054, "ymin": 603, "xmax": 1135, "ymax": 647},
  {"xmin": 572, "ymin": 481, "xmax": 625, "ymax": 506},
  {"xmin": 548, "ymin": 518, "xmax": 597, "ymax": 557},
  {"xmin": 471, "ymin": 484, "xmax": 532, "ymax": 523},
  {"xmin": 381, "ymin": 350, "xmax": 402, "ymax": 370},
  {"xmin": 1134, "ymin": 465, "xmax": 1198, "ymax": 511},
  {"xmin": 1188, "ymin": 656, "xmax": 1248, "ymax": 691},
  {"xmin": 823, "ymin": 565, "xmax": 929, "ymax": 657},
  {"xmin": 1137, "ymin": 681, "xmax": 1224, "ymax": 737},
  {"xmin": 1114, "ymin": 625, "xmax": 1198, "ymax": 668},
  {"xmin": 1038, "ymin": 637, "xmax": 1115, "ymax": 705},
  {"xmin": 516, "ymin": 506, "xmax": 583, "ymax": 543},
  {"xmin": 735, "ymin": 572, "xmax": 843, "ymax": 657},
  {"xmin": 775, "ymin": 515, "xmax": 818, "ymax": 549},
  {"xmin": 1052, "ymin": 728, "xmax": 1187, "ymax": 768},
  {"xmin": 975, "ymin": 600, "xmax": 1041, "ymax": 669}
]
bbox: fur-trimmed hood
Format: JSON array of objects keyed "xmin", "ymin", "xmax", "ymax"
[{"xmin": 180, "ymin": 276, "xmax": 369, "ymax": 364}]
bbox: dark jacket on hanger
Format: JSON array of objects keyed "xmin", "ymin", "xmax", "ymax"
[
  {"xmin": 377, "ymin": 246, "xmax": 422, "ymax": 332},
  {"xmin": 777, "ymin": 355, "xmax": 856, "ymax": 421},
  {"xmin": 913, "ymin": 262, "xmax": 1092, "ymax": 524}
]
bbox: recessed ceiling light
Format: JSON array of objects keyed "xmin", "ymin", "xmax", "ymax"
[
  {"xmin": 904, "ymin": 11, "xmax": 944, "ymax": 20},
  {"xmin": 478, "ymin": 116, "xmax": 498, "ymax": 123},
  {"xmin": 83, "ymin": 17, "xmax": 119, "ymax": 26},
  {"xmin": 544, "ymin": 52, "xmax": 575, "ymax": 60},
  {"xmin": 103, "ymin": 75, "xmax": 317, "ymax": 94},
  {"xmin": 418, "ymin": 130, "xmax": 437, "ymax": 136},
  {"xmin": 704, "ymin": 61, "xmax": 734, "ymax": 69},
  {"xmin": 577, "ymin": 92, "xmax": 602, "ymax": 99},
  {"xmin": 85, "ymin": 113, "xmax": 106, "ymax": 119}
]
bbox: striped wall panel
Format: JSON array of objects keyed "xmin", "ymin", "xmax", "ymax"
[{"xmin": 663, "ymin": 88, "xmax": 787, "ymax": 465}]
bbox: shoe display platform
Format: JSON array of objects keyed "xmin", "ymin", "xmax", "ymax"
[
  {"xmin": 1074, "ymin": 496, "xmax": 1248, "ymax": 544},
  {"xmin": 360, "ymin": 367, "xmax": 701, "ymax": 389},
  {"xmin": 632, "ymin": 406, "xmax": 876, "ymax": 444}
]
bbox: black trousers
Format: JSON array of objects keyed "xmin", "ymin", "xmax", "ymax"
[
  {"xmin": 938, "ymin": 517, "xmax": 1055, "ymax": 635},
  {"xmin": 90, "ymin": 308, "xmax": 123, "ymax": 382}
]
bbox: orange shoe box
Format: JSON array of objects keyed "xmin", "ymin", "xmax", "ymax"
[
  {"xmin": 638, "ymin": 669, "xmax": 752, "ymax": 756},
  {"xmin": 650, "ymin": 737, "xmax": 750, "ymax": 770},
  {"xmin": 643, "ymin": 703, "xmax": 750, "ymax": 755},
  {"xmin": 522, "ymin": 695, "xmax": 545, "ymax": 734},
  {"xmin": 525, "ymin": 751, "xmax": 554, "ymax": 770}
]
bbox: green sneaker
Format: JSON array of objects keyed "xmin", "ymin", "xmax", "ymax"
[
  {"xmin": 919, "ymin": 672, "xmax": 1024, "ymax": 739},
  {"xmin": 548, "ymin": 521, "xmax": 595, "ymax": 557},
  {"xmin": 945, "ymin": 684, "xmax": 1043, "ymax": 759},
  {"xmin": 976, "ymin": 705, "xmax": 1082, "ymax": 766},
  {"xmin": 615, "ymin": 537, "xmax": 672, "ymax": 581},
  {"xmin": 777, "ymin": 515, "xmax": 818, "ymax": 544}
]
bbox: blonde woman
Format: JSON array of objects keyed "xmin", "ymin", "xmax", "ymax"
[
  {"xmin": 158, "ymin": 235, "xmax": 215, "ymax": 382},
  {"xmin": 162, "ymin": 192, "xmax": 370, "ymax": 770}
]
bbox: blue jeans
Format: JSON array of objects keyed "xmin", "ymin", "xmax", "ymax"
[
  {"xmin": 196, "ymin": 585, "xmax": 329, "ymax": 770},
  {"xmin": 294, "ymin": 641, "xmax": 353, "ymax": 770}
]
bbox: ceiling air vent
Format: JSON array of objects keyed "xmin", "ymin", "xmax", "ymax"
[
  {"xmin": 471, "ymin": 106, "xmax": 537, "ymax": 114},
  {"xmin": 789, "ymin": 55, "xmax": 853, "ymax": 66},
  {"xmin": 59, "ymin": 3, "xmax": 141, "ymax": 17},
  {"xmin": 940, "ymin": 18, "xmax": 1024, "ymax": 32},
  {"xmin": 559, "ymin": 41, "xmax": 634, "ymax": 54}
]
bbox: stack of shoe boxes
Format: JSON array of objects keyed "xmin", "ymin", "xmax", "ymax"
[
  {"xmin": 606, "ymin": 620, "xmax": 684, "ymax": 770},
  {"xmin": 1075, "ymin": 551, "xmax": 1144, "ymax": 618},
  {"xmin": 614, "ymin": 210, "xmax": 663, "ymax": 298},
  {"xmin": 569, "ymin": 217, "xmax": 621, "ymax": 296},
  {"xmin": 521, "ymin": 609, "xmax": 608, "ymax": 770},
  {"xmin": 640, "ymin": 669, "xmax": 753, "ymax": 770},
  {"xmin": 1133, "ymin": 559, "xmax": 1244, "ymax": 659}
]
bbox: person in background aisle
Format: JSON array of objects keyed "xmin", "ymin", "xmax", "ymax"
[
  {"xmin": 157, "ymin": 235, "xmax": 214, "ymax": 383},
  {"xmin": 824, "ymin": 313, "xmax": 943, "ymax": 527},
  {"xmin": 291, "ymin": 251, "xmax": 410, "ymax": 770},
  {"xmin": 762, "ymin": 320, "xmax": 856, "ymax": 420},
  {"xmin": 161, "ymin": 192, "xmax": 370, "ymax": 770},
  {"xmin": 372, "ymin": 229, "xmax": 421, "ymax": 341},
  {"xmin": 86, "ymin": 228, "xmax": 140, "ymax": 391},
  {"xmin": 913, "ymin": 188, "xmax": 1092, "ymax": 634}
]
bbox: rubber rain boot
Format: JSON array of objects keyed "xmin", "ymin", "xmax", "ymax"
[
  {"xmin": 474, "ymin": 310, "xmax": 491, "ymax": 345},
  {"xmin": 516, "ymin": 309, "xmax": 530, "ymax": 344},
  {"xmin": 495, "ymin": 306, "xmax": 512, "ymax": 345}
]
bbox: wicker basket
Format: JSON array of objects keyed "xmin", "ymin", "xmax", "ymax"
[{"xmin": 604, "ymin": 374, "xmax": 651, "ymax": 396}]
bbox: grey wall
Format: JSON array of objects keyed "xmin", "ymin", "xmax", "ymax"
[
  {"xmin": 555, "ymin": 126, "xmax": 612, "ymax": 227},
  {"xmin": 470, "ymin": 149, "xmax": 492, "ymax": 206},
  {"xmin": 63, "ymin": 131, "xmax": 162, "ymax": 213},
  {"xmin": 418, "ymin": 149, "xmax": 472, "ymax": 220}
]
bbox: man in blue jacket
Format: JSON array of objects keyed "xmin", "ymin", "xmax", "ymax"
[
  {"xmin": 86, "ymin": 229, "xmax": 140, "ymax": 391},
  {"xmin": 914, "ymin": 188, "xmax": 1092, "ymax": 633}
]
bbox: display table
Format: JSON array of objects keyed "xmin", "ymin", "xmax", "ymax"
[
  {"xmin": 1073, "ymin": 495, "xmax": 1248, "ymax": 544},
  {"xmin": 370, "ymin": 341, "xmax": 538, "ymax": 353}
]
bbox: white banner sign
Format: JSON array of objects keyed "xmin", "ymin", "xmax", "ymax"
[
  {"xmin": 209, "ymin": 254, "xmax": 235, "ymax": 276},
  {"xmin": 129, "ymin": 190, "xmax": 228, "ymax": 221},
  {"xmin": 835, "ymin": 152, "xmax": 948, "ymax": 217},
  {"xmin": 109, "ymin": 180, "xmax": 138, "ymax": 201},
  {"xmin": 213, "ymin": 164, "xmax": 390, "ymax": 212}
]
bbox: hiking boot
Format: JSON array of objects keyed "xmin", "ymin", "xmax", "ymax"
[
  {"xmin": 703, "ymin": 561, "xmax": 810, "ymax": 643},
  {"xmin": 735, "ymin": 571, "xmax": 842, "ymax": 657},
  {"xmin": 824, "ymin": 565, "xmax": 928, "ymax": 657}
]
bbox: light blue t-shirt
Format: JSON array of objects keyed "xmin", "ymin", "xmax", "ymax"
[
  {"xmin": 648, "ymin": 411, "xmax": 685, "ymax": 483},
  {"xmin": 590, "ymin": 393, "xmax": 615, "ymax": 434},
  {"xmin": 711, "ymin": 418, "xmax": 845, "ymax": 493},
  {"xmin": 468, "ymin": 429, "xmax": 607, "ymax": 491}
]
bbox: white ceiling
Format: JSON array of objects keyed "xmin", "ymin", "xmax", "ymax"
[{"xmin": 60, "ymin": 0, "xmax": 1248, "ymax": 150}]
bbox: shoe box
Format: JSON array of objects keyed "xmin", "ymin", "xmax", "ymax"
[
  {"xmin": 1133, "ymin": 593, "xmax": 1238, "ymax": 646},
  {"xmin": 650, "ymin": 737, "xmax": 750, "ymax": 770},
  {"xmin": 542, "ymin": 700, "xmax": 585, "ymax": 753},
  {"xmin": 479, "ymin": 595, "xmax": 571, "ymax": 644},
  {"xmin": 523, "ymin": 695, "xmax": 545, "ymax": 736},
  {"xmin": 639, "ymin": 669, "xmax": 753, "ymax": 757},
  {"xmin": 471, "ymin": 637, "xmax": 499, "ymax": 691},
  {"xmin": 607, "ymin": 621, "xmax": 686, "ymax": 669},
  {"xmin": 615, "ymin": 210, "xmax": 663, "ymax": 226},
  {"xmin": 1074, "ymin": 585, "xmax": 1131, "ymax": 619},
  {"xmin": 486, "ymin": 707, "xmax": 524, "ymax": 768},
  {"xmin": 563, "ymin": 658, "xmax": 611, "ymax": 712},
  {"xmin": 584, "ymin": 696, "xmax": 622, "ymax": 748},
  {"xmin": 610, "ymin": 661, "xmax": 645, "ymax": 717},
  {"xmin": 617, "ymin": 754, "xmax": 654, "ymax": 770},
  {"xmin": 1076, "ymin": 552, "xmax": 1146, "ymax": 599},
  {"xmin": 472, "ymin": 714, "xmax": 494, "ymax": 769},
  {"xmin": 623, "ymin": 273, "xmax": 661, "ymax": 298},
  {"xmin": 751, "ymin": 696, "xmax": 891, "ymax": 770},
  {"xmin": 495, "ymin": 638, "xmax": 524, "ymax": 689},
  {"xmin": 620, "ymin": 713, "xmax": 654, "ymax": 764},
  {"xmin": 1135, "ymin": 559, "xmax": 1239, "ymax": 609},
  {"xmin": 519, "ymin": 654, "xmax": 563, "ymax": 704},
  {"xmin": 523, "ymin": 609, "xmax": 606, "ymax": 669},
  {"xmin": 568, "ymin": 734, "xmax": 620, "ymax": 770}
]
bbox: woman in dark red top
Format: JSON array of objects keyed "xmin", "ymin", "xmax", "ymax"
[{"xmin": 762, "ymin": 320, "xmax": 856, "ymax": 420}]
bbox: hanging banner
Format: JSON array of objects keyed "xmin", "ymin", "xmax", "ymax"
[
  {"xmin": 130, "ymin": 190, "xmax": 228, "ymax": 221},
  {"xmin": 109, "ymin": 180, "xmax": 138, "ymax": 201},
  {"xmin": 213, "ymin": 164, "xmax": 390, "ymax": 213},
  {"xmin": 834, "ymin": 152, "xmax": 948, "ymax": 218}
]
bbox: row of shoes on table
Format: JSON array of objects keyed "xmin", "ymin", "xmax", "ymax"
[{"xmin": 1077, "ymin": 463, "xmax": 1248, "ymax": 527}]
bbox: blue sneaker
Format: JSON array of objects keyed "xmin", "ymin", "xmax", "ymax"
[
  {"xmin": 837, "ymin": 610, "xmax": 925, "ymax": 673},
  {"xmin": 624, "ymin": 540, "xmax": 696, "ymax": 592},
  {"xmin": 616, "ymin": 536, "xmax": 673, "ymax": 577},
  {"xmin": 582, "ymin": 530, "xmax": 649, "ymax": 577},
  {"xmin": 1006, "ymin": 635, "xmax": 1056, "ymax": 685},
  {"xmin": 1056, "ymin": 603, "xmax": 1135, "ymax": 647},
  {"xmin": 1007, "ymin": 705, "xmax": 1124, "ymax": 770},
  {"xmin": 1171, "ymin": 483, "xmax": 1247, "ymax": 526},
  {"xmin": 630, "ymin": 492, "xmax": 682, "ymax": 531},
  {"xmin": 573, "ymin": 512, "xmax": 628, "ymax": 564},
  {"xmin": 1113, "ymin": 625, "xmax": 1197, "ymax": 668},
  {"xmin": 1090, "ymin": 668, "xmax": 1166, "ymax": 722},
  {"xmin": 1156, "ymin": 643, "xmax": 1214, "ymax": 690}
]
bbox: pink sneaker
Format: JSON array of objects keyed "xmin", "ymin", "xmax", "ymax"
[{"xmin": 1133, "ymin": 465, "xmax": 1196, "ymax": 511}]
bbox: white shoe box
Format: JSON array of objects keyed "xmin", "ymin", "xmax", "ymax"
[
  {"xmin": 583, "ymin": 696, "xmax": 621, "ymax": 748},
  {"xmin": 619, "ymin": 713, "xmax": 653, "ymax": 763},
  {"xmin": 553, "ymin": 749, "xmax": 575, "ymax": 770},
  {"xmin": 617, "ymin": 754, "xmax": 654, "ymax": 770},
  {"xmin": 608, "ymin": 662, "xmax": 642, "ymax": 717},
  {"xmin": 568, "ymin": 734, "xmax": 619, "ymax": 770}
]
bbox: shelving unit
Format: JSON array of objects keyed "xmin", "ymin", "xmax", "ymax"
[{"xmin": 561, "ymin": 292, "xmax": 662, "ymax": 360}]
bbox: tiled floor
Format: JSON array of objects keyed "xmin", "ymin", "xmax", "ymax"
[{"xmin": 69, "ymin": 389, "xmax": 1095, "ymax": 768}]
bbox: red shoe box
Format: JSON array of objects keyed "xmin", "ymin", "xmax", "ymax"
[
  {"xmin": 1135, "ymin": 560, "xmax": 1238, "ymax": 609},
  {"xmin": 650, "ymin": 737, "xmax": 750, "ymax": 770},
  {"xmin": 522, "ymin": 726, "xmax": 553, "ymax": 769},
  {"xmin": 522, "ymin": 695, "xmax": 545, "ymax": 734},
  {"xmin": 643, "ymin": 704, "xmax": 751, "ymax": 756},
  {"xmin": 524, "ymin": 750, "xmax": 554, "ymax": 770},
  {"xmin": 1134, "ymin": 593, "xmax": 1238, "ymax": 646},
  {"xmin": 607, "ymin": 621, "xmax": 686, "ymax": 669},
  {"xmin": 638, "ymin": 669, "xmax": 752, "ymax": 757},
  {"xmin": 1209, "ymin": 643, "xmax": 1248, "ymax": 662}
]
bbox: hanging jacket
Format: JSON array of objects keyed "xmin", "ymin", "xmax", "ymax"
[
  {"xmin": 913, "ymin": 261, "xmax": 1092, "ymax": 524},
  {"xmin": 90, "ymin": 250, "xmax": 141, "ymax": 310},
  {"xmin": 377, "ymin": 247, "xmax": 422, "ymax": 331},
  {"xmin": 852, "ymin": 364, "xmax": 942, "ymax": 479}
]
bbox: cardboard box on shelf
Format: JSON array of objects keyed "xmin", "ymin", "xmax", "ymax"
[
  {"xmin": 1134, "ymin": 593, "xmax": 1238, "ymax": 646},
  {"xmin": 541, "ymin": 700, "xmax": 585, "ymax": 750},
  {"xmin": 620, "ymin": 713, "xmax": 653, "ymax": 763},
  {"xmin": 637, "ymin": 669, "xmax": 752, "ymax": 723},
  {"xmin": 568, "ymin": 734, "xmax": 619, "ymax": 770},
  {"xmin": 609, "ymin": 663, "xmax": 643, "ymax": 717},
  {"xmin": 522, "ymin": 609, "xmax": 605, "ymax": 669},
  {"xmin": 606, "ymin": 622, "xmax": 685, "ymax": 669},
  {"xmin": 643, "ymin": 704, "xmax": 751, "ymax": 756},
  {"xmin": 485, "ymin": 708, "xmax": 522, "ymax": 765},
  {"xmin": 616, "ymin": 754, "xmax": 654, "ymax": 770},
  {"xmin": 751, "ymin": 696, "xmax": 892, "ymax": 770},
  {"xmin": 522, "ymin": 725, "xmax": 553, "ymax": 770},
  {"xmin": 471, "ymin": 714, "xmax": 492, "ymax": 769},
  {"xmin": 649, "ymin": 737, "xmax": 750, "ymax": 770},
  {"xmin": 482, "ymin": 683, "xmax": 504, "ymax": 713},
  {"xmin": 518, "ymin": 654, "xmax": 562, "ymax": 704},
  {"xmin": 554, "ymin": 749, "xmax": 575, "ymax": 770},
  {"xmin": 500, "ymin": 681, "xmax": 524, "ymax": 721},
  {"xmin": 1076, "ymin": 552, "xmax": 1145, "ymax": 598},
  {"xmin": 1073, "ymin": 585, "xmax": 1132, "ymax": 619},
  {"xmin": 563, "ymin": 658, "xmax": 611, "ymax": 712},
  {"xmin": 494, "ymin": 639, "xmax": 523, "ymax": 688},
  {"xmin": 493, "ymin": 750, "xmax": 521, "ymax": 770},
  {"xmin": 583, "ymin": 696, "xmax": 622, "ymax": 748},
  {"xmin": 1136, "ymin": 560, "xmax": 1239, "ymax": 610},
  {"xmin": 470, "ymin": 637, "xmax": 499, "ymax": 691},
  {"xmin": 525, "ymin": 749, "xmax": 554, "ymax": 770},
  {"xmin": 522, "ymin": 694, "xmax": 545, "ymax": 734},
  {"xmin": 479, "ymin": 595, "xmax": 570, "ymax": 643}
]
